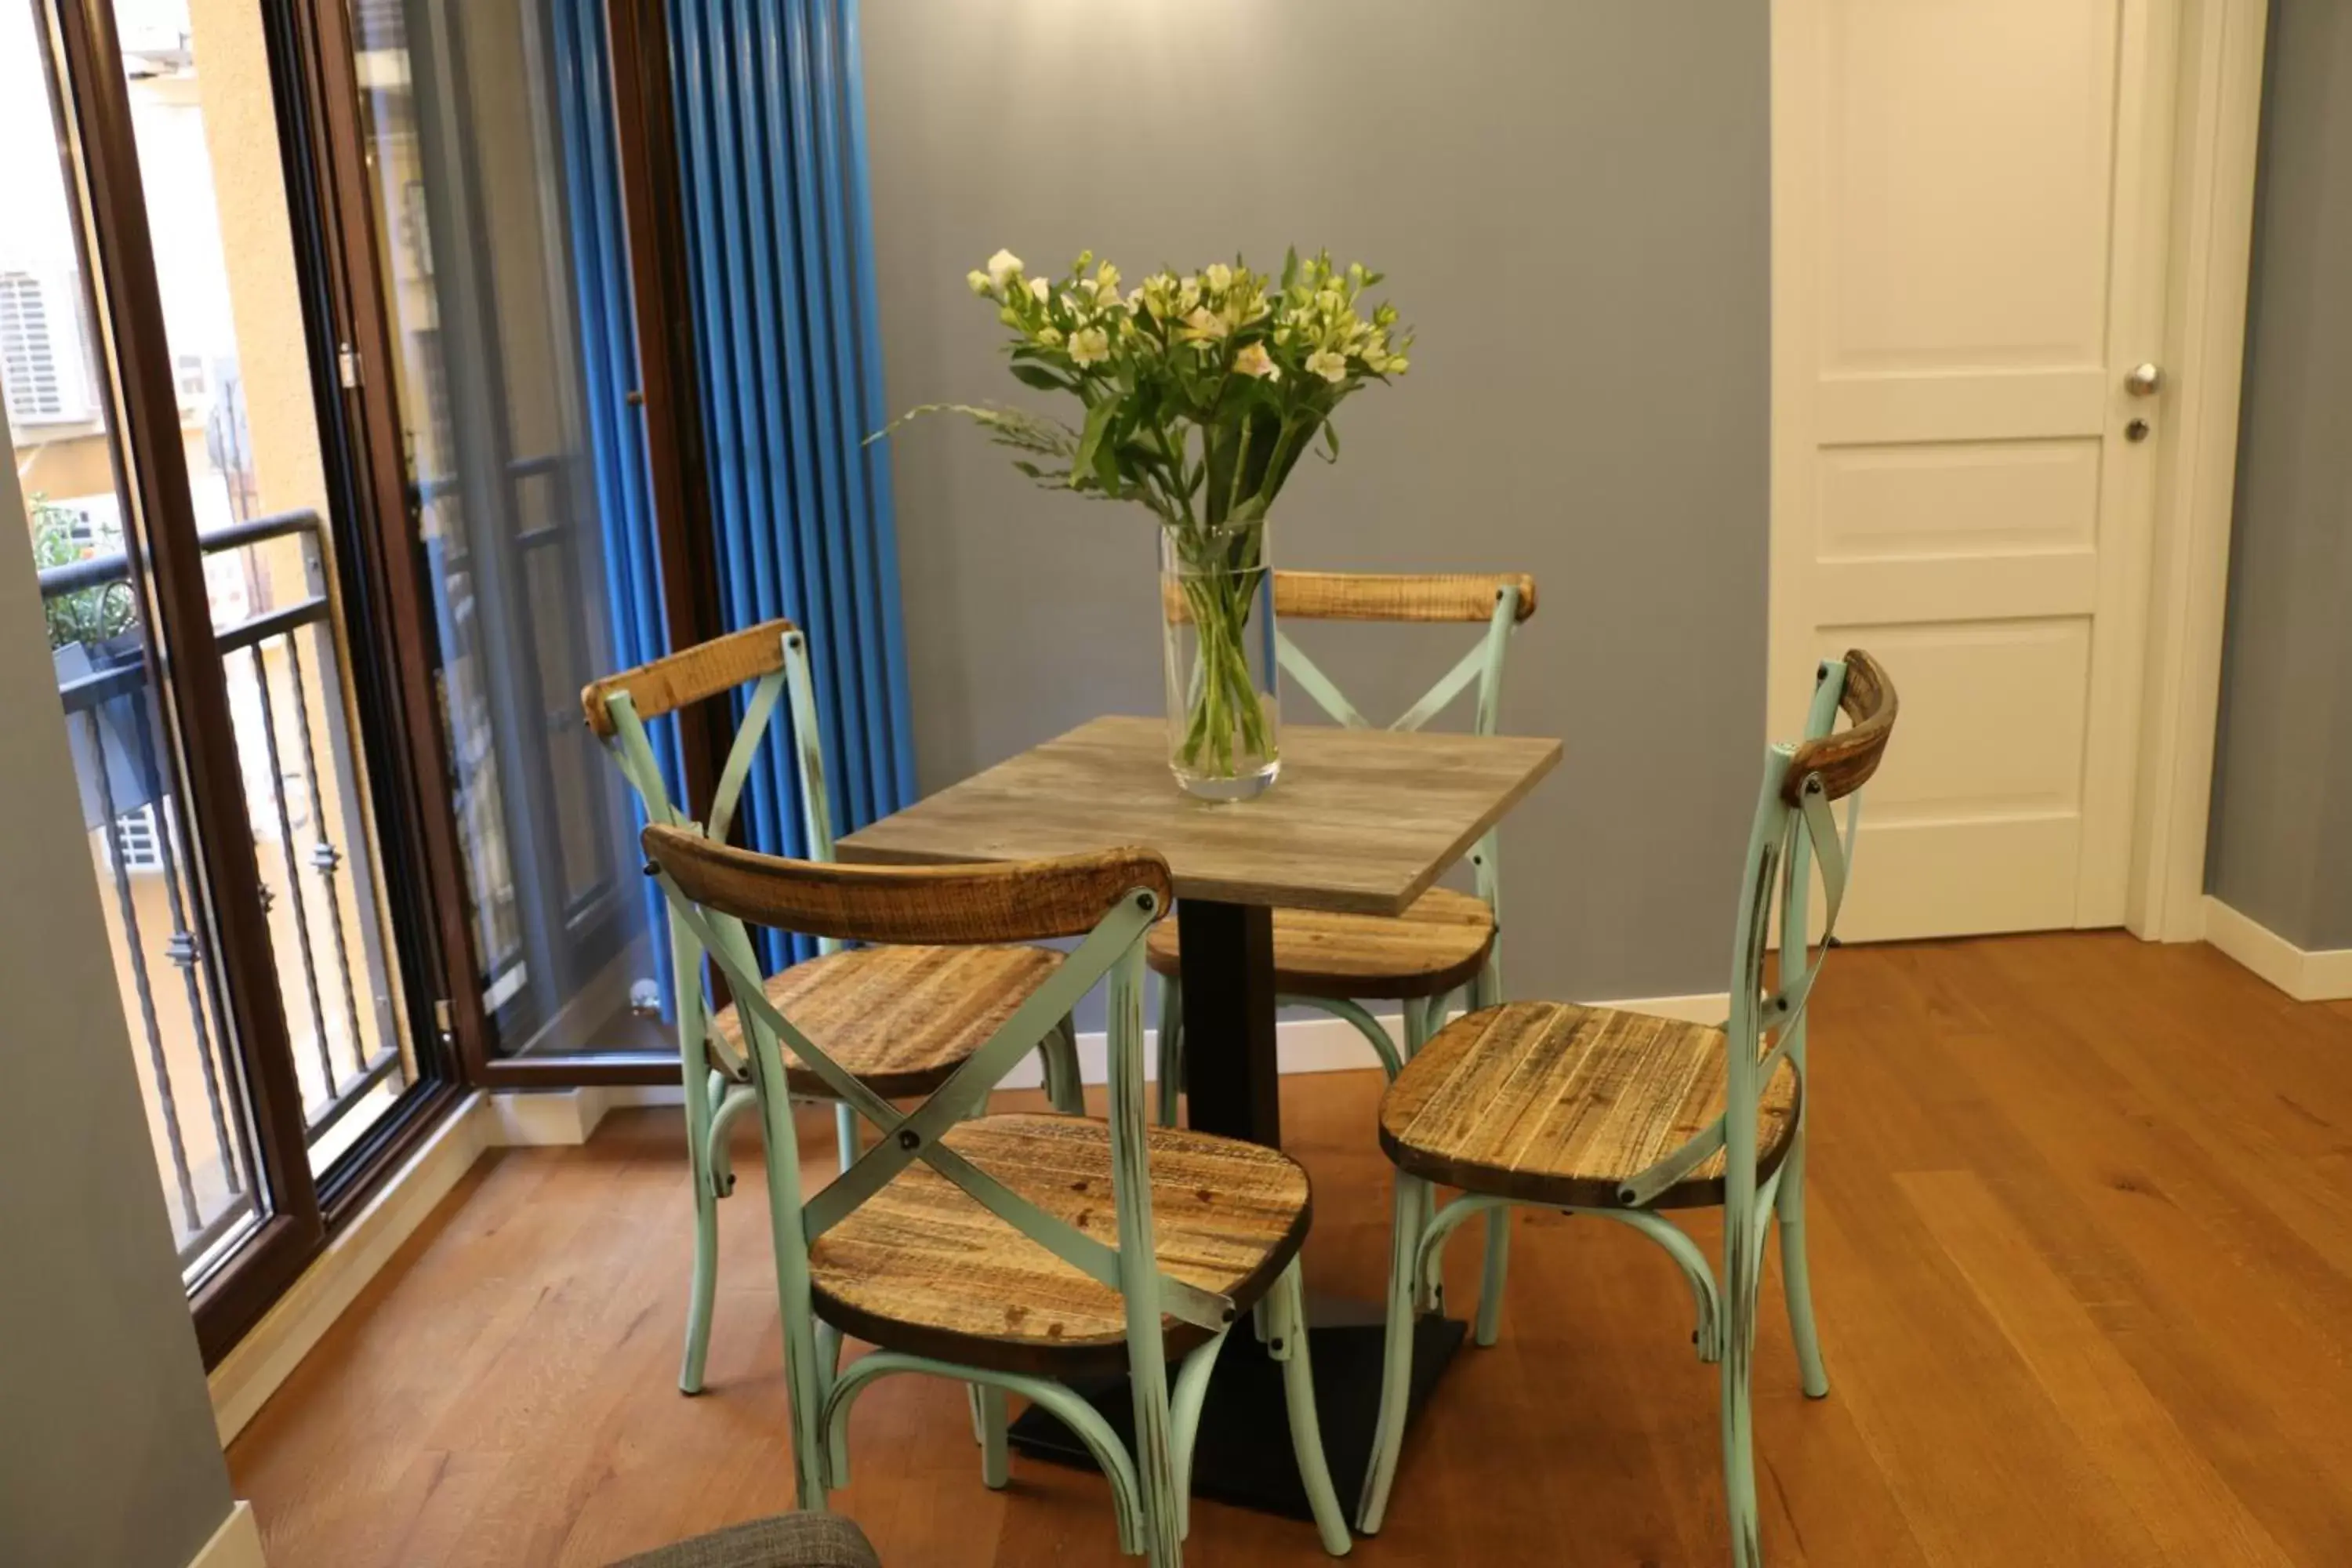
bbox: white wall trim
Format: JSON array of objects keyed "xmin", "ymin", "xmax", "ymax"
[
  {"xmin": 488, "ymin": 1086, "xmax": 617, "ymax": 1146},
  {"xmin": 2128, "ymin": 0, "xmax": 2271, "ymax": 942},
  {"xmin": 2202, "ymin": 898, "xmax": 2352, "ymax": 1002},
  {"xmin": 209, "ymin": 1095, "xmax": 492, "ymax": 1444},
  {"xmin": 188, "ymin": 1502, "xmax": 267, "ymax": 1568}
]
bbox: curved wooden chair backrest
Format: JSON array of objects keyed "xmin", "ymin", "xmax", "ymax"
[
  {"xmin": 582, "ymin": 618, "xmax": 836, "ymax": 882},
  {"xmin": 580, "ymin": 618, "xmax": 797, "ymax": 739},
  {"xmin": 1783, "ymin": 648, "xmax": 1897, "ymax": 804},
  {"xmin": 642, "ymin": 823, "xmax": 1174, "ymax": 947},
  {"xmin": 1273, "ymin": 571, "xmax": 1539, "ymax": 626},
  {"xmin": 1269, "ymin": 569, "xmax": 1537, "ymax": 740}
]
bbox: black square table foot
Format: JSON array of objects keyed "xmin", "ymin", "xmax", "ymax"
[{"xmin": 1006, "ymin": 1301, "xmax": 1468, "ymax": 1523}]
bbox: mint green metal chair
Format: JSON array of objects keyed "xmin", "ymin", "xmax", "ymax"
[
  {"xmin": 1356, "ymin": 651, "xmax": 1897, "ymax": 1566},
  {"xmin": 1148, "ymin": 570, "xmax": 1534, "ymax": 1339},
  {"xmin": 584, "ymin": 622, "xmax": 1083, "ymax": 1397},
  {"xmin": 641, "ymin": 827, "xmax": 1355, "ymax": 1564}
]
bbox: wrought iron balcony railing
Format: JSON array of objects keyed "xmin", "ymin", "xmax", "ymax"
[{"xmin": 42, "ymin": 508, "xmax": 404, "ymax": 1277}]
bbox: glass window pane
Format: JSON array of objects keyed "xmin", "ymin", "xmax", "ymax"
[
  {"xmin": 4, "ymin": 0, "xmax": 426, "ymax": 1281},
  {"xmin": 114, "ymin": 0, "xmax": 422, "ymax": 1168},
  {"xmin": 4, "ymin": 0, "xmax": 267, "ymax": 1283},
  {"xmin": 351, "ymin": 0, "xmax": 667, "ymax": 1059}
]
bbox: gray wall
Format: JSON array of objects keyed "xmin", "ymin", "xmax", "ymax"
[
  {"xmin": 863, "ymin": 1, "xmax": 1769, "ymax": 1000},
  {"xmin": 0, "ymin": 411, "xmax": 236, "ymax": 1566},
  {"xmin": 2205, "ymin": 0, "xmax": 2352, "ymax": 950}
]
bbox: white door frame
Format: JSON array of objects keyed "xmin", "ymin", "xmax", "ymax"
[
  {"xmin": 1766, "ymin": 0, "xmax": 2270, "ymax": 945},
  {"xmin": 2122, "ymin": 0, "xmax": 2270, "ymax": 941}
]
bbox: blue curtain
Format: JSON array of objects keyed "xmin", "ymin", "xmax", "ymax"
[
  {"xmin": 548, "ymin": 0, "xmax": 686, "ymax": 1006},
  {"xmin": 554, "ymin": 0, "xmax": 913, "ymax": 982},
  {"xmin": 667, "ymin": 0, "xmax": 915, "ymax": 968}
]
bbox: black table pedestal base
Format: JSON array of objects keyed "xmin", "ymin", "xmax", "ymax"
[{"xmin": 1006, "ymin": 1297, "xmax": 1467, "ymax": 1523}]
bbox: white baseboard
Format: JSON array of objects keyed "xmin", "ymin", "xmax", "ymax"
[
  {"xmin": 209, "ymin": 1095, "xmax": 492, "ymax": 1444},
  {"xmin": 488, "ymin": 1086, "xmax": 617, "ymax": 1145},
  {"xmin": 2202, "ymin": 896, "xmax": 2352, "ymax": 1001},
  {"xmin": 189, "ymin": 1502, "xmax": 266, "ymax": 1568}
]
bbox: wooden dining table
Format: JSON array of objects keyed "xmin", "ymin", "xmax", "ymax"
[{"xmin": 838, "ymin": 713, "xmax": 1563, "ymax": 1518}]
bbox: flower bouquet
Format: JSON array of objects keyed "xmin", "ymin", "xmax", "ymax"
[{"xmin": 894, "ymin": 248, "xmax": 1410, "ymax": 798}]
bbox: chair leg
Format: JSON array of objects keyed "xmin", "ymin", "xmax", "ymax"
[
  {"xmin": 976, "ymin": 1384, "xmax": 1011, "ymax": 1490},
  {"xmin": 1460, "ymin": 966, "xmax": 1514, "ymax": 1348},
  {"xmin": 1401, "ymin": 1003, "xmax": 1443, "ymax": 1315},
  {"xmin": 1473, "ymin": 1206, "xmax": 1511, "ymax": 1348},
  {"xmin": 706, "ymin": 1068, "xmax": 738, "ymax": 1196},
  {"xmin": 1356, "ymin": 1171, "xmax": 1428, "ymax": 1535},
  {"xmin": 1777, "ymin": 1130, "xmax": 1830, "ymax": 1398},
  {"xmin": 680, "ymin": 1076, "xmax": 720, "ymax": 1396},
  {"xmin": 1134, "ymin": 1383, "xmax": 1185, "ymax": 1567},
  {"xmin": 963, "ymin": 1381, "xmax": 987, "ymax": 1446},
  {"xmin": 749, "ymin": 1098, "xmax": 831, "ymax": 1512},
  {"xmin": 1722, "ymin": 1210, "xmax": 1766, "ymax": 1568},
  {"xmin": 1156, "ymin": 974, "xmax": 1184, "ymax": 1127},
  {"xmin": 1041, "ymin": 1016, "xmax": 1085, "ymax": 1114},
  {"xmin": 1269, "ymin": 1259, "xmax": 1352, "ymax": 1555},
  {"xmin": 833, "ymin": 1102, "xmax": 861, "ymax": 1177}
]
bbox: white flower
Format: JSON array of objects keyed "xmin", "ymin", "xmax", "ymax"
[
  {"xmin": 1306, "ymin": 349, "xmax": 1348, "ymax": 383},
  {"xmin": 1204, "ymin": 262, "xmax": 1233, "ymax": 292},
  {"xmin": 1181, "ymin": 307, "xmax": 1229, "ymax": 341},
  {"xmin": 1036, "ymin": 326, "xmax": 1064, "ymax": 347},
  {"xmin": 986, "ymin": 249, "xmax": 1025, "ymax": 290},
  {"xmin": 1234, "ymin": 343, "xmax": 1279, "ymax": 381},
  {"xmin": 1068, "ymin": 325, "xmax": 1112, "ymax": 366},
  {"xmin": 1029, "ymin": 277, "xmax": 1051, "ymax": 302},
  {"xmin": 967, "ymin": 269, "xmax": 993, "ymax": 296},
  {"xmin": 1314, "ymin": 289, "xmax": 1344, "ymax": 316}
]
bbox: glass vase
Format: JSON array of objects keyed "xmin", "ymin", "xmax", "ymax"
[{"xmin": 1159, "ymin": 519, "xmax": 1281, "ymax": 800}]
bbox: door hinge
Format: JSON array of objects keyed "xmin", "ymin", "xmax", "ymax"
[
  {"xmin": 337, "ymin": 343, "xmax": 361, "ymax": 389},
  {"xmin": 433, "ymin": 996, "xmax": 456, "ymax": 1047}
]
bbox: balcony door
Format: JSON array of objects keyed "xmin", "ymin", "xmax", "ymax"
[
  {"xmin": 307, "ymin": 0, "xmax": 719, "ymax": 1086},
  {"xmin": 5, "ymin": 0, "xmax": 460, "ymax": 1362}
]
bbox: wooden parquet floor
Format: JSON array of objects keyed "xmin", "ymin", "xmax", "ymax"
[{"xmin": 228, "ymin": 933, "xmax": 2352, "ymax": 1566}]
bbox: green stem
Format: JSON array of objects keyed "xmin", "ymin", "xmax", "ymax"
[{"xmin": 1171, "ymin": 532, "xmax": 1276, "ymax": 779}]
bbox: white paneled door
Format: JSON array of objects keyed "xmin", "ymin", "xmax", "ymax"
[{"xmin": 1771, "ymin": 0, "xmax": 2182, "ymax": 940}]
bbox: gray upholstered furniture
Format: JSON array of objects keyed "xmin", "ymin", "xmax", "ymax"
[{"xmin": 606, "ymin": 1513, "xmax": 880, "ymax": 1568}]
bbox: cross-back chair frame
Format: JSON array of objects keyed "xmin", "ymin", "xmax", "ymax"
[
  {"xmin": 1356, "ymin": 651, "xmax": 1896, "ymax": 1568},
  {"xmin": 1272, "ymin": 570, "xmax": 1530, "ymax": 1029},
  {"xmin": 583, "ymin": 622, "xmax": 1083, "ymax": 1398},
  {"xmin": 1156, "ymin": 572, "xmax": 1537, "ymax": 1112},
  {"xmin": 643, "ymin": 829, "xmax": 1351, "ymax": 1563},
  {"xmin": 1158, "ymin": 571, "xmax": 1536, "ymax": 1344}
]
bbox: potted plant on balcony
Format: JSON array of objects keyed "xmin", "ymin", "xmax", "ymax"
[
  {"xmin": 890, "ymin": 249, "xmax": 1410, "ymax": 800},
  {"xmin": 37, "ymin": 500, "xmax": 163, "ymax": 832}
]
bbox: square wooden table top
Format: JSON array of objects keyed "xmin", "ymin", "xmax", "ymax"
[{"xmin": 837, "ymin": 715, "xmax": 1562, "ymax": 916}]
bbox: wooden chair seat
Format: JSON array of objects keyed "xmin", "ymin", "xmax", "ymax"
[
  {"xmin": 1144, "ymin": 887, "xmax": 1496, "ymax": 1001},
  {"xmin": 712, "ymin": 945, "xmax": 1064, "ymax": 1099},
  {"xmin": 1377, "ymin": 1001, "xmax": 1801, "ymax": 1210},
  {"xmin": 808, "ymin": 1113, "xmax": 1312, "ymax": 1375}
]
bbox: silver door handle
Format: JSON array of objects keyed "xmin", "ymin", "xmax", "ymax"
[{"xmin": 2125, "ymin": 362, "xmax": 2164, "ymax": 397}]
